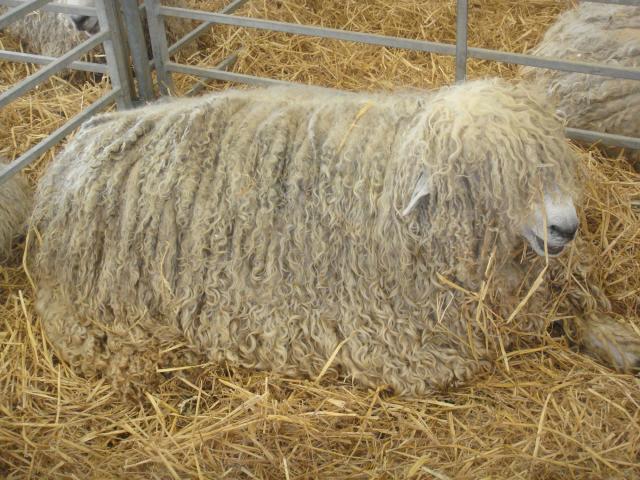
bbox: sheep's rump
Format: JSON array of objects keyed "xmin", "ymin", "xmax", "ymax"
[
  {"xmin": 0, "ymin": 162, "xmax": 32, "ymax": 262},
  {"xmin": 31, "ymin": 79, "xmax": 576, "ymax": 395},
  {"xmin": 520, "ymin": 3, "xmax": 640, "ymax": 153}
]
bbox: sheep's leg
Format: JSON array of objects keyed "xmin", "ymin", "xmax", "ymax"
[
  {"xmin": 559, "ymin": 272, "xmax": 640, "ymax": 373},
  {"xmin": 572, "ymin": 313, "xmax": 640, "ymax": 373}
]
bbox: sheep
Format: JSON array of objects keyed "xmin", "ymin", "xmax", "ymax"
[
  {"xmin": 65, "ymin": 0, "xmax": 200, "ymax": 57},
  {"xmin": 2, "ymin": 1, "xmax": 85, "ymax": 58},
  {"xmin": 520, "ymin": 1, "xmax": 640, "ymax": 169},
  {"xmin": 2, "ymin": 0, "xmax": 198, "ymax": 59},
  {"xmin": 29, "ymin": 78, "xmax": 640, "ymax": 397},
  {"xmin": 0, "ymin": 160, "xmax": 32, "ymax": 262}
]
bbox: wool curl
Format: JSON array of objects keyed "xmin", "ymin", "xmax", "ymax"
[
  {"xmin": 520, "ymin": 2, "xmax": 640, "ymax": 168},
  {"xmin": 32, "ymin": 78, "xmax": 636, "ymax": 398},
  {"xmin": 0, "ymin": 160, "xmax": 32, "ymax": 263}
]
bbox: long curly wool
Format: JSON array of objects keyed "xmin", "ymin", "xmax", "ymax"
[
  {"xmin": 520, "ymin": 2, "xmax": 640, "ymax": 165},
  {"xmin": 31, "ymin": 79, "xmax": 580, "ymax": 396},
  {"xmin": 0, "ymin": 161, "xmax": 32, "ymax": 262}
]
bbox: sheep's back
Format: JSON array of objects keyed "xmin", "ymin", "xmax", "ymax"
[
  {"xmin": 520, "ymin": 3, "xmax": 640, "ymax": 142},
  {"xmin": 32, "ymin": 88, "xmax": 435, "ymax": 374}
]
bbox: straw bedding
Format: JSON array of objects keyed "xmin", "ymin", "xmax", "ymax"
[
  {"xmin": 1, "ymin": 0, "xmax": 639, "ymax": 478},
  {"xmin": 0, "ymin": 160, "xmax": 31, "ymax": 263}
]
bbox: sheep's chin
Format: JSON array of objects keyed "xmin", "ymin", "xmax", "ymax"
[{"xmin": 522, "ymin": 229, "xmax": 567, "ymax": 257}]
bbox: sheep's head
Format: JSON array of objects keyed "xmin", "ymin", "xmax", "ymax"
[
  {"xmin": 400, "ymin": 78, "xmax": 581, "ymax": 261},
  {"xmin": 403, "ymin": 174, "xmax": 579, "ymax": 259},
  {"xmin": 63, "ymin": 0, "xmax": 99, "ymax": 35}
]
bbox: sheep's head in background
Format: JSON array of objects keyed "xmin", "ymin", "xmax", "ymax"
[
  {"xmin": 59, "ymin": 1, "xmax": 199, "ymax": 58},
  {"xmin": 64, "ymin": 0, "xmax": 99, "ymax": 34}
]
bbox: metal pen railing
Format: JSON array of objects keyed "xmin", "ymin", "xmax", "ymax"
[
  {"xmin": 1, "ymin": 0, "xmax": 638, "ymax": 189},
  {"xmin": 145, "ymin": 0, "xmax": 640, "ymax": 151},
  {"xmin": 0, "ymin": 0, "xmax": 134, "ymax": 185},
  {"xmin": 0, "ymin": 0, "xmax": 250, "ymax": 186}
]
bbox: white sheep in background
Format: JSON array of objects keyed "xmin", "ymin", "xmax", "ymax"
[
  {"xmin": 3, "ymin": 0, "xmax": 198, "ymax": 58},
  {"xmin": 0, "ymin": 160, "xmax": 31, "ymax": 262},
  {"xmin": 2, "ymin": 1, "xmax": 86, "ymax": 57},
  {"xmin": 520, "ymin": 1, "xmax": 640, "ymax": 168},
  {"xmin": 28, "ymin": 79, "xmax": 640, "ymax": 397}
]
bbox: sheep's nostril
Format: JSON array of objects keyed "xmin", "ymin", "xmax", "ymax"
[{"xmin": 550, "ymin": 224, "xmax": 578, "ymax": 240}]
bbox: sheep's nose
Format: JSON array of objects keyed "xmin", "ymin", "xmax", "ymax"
[
  {"xmin": 550, "ymin": 223, "xmax": 578, "ymax": 241},
  {"xmin": 70, "ymin": 15, "xmax": 91, "ymax": 31}
]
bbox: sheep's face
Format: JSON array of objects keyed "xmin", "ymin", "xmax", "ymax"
[
  {"xmin": 64, "ymin": 0, "xmax": 99, "ymax": 35},
  {"xmin": 402, "ymin": 167, "xmax": 579, "ymax": 258},
  {"xmin": 520, "ymin": 190, "xmax": 578, "ymax": 257}
]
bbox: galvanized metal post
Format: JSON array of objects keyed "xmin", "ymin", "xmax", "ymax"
[
  {"xmin": 121, "ymin": 0, "xmax": 154, "ymax": 102},
  {"xmin": 455, "ymin": 0, "xmax": 468, "ymax": 82},
  {"xmin": 94, "ymin": 0, "xmax": 134, "ymax": 109},
  {"xmin": 144, "ymin": 0, "xmax": 174, "ymax": 95}
]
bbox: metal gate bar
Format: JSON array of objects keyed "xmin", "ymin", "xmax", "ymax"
[
  {"xmin": 566, "ymin": 128, "xmax": 640, "ymax": 151},
  {"xmin": 0, "ymin": 31, "xmax": 108, "ymax": 109},
  {"xmin": 185, "ymin": 52, "xmax": 237, "ymax": 96},
  {"xmin": 168, "ymin": 61, "xmax": 295, "ymax": 88},
  {"xmin": 0, "ymin": 0, "xmax": 134, "ymax": 108},
  {"xmin": 0, "ymin": 0, "xmax": 135, "ymax": 185},
  {"xmin": 151, "ymin": 0, "xmax": 640, "ymax": 150},
  {"xmin": 159, "ymin": 6, "xmax": 640, "ymax": 82},
  {"xmin": 0, "ymin": 0, "xmax": 94, "ymax": 16},
  {"xmin": 143, "ymin": 0, "xmax": 250, "ymax": 94},
  {"xmin": 144, "ymin": 0, "xmax": 172, "ymax": 93},
  {"xmin": 0, "ymin": 89, "xmax": 120, "ymax": 183},
  {"xmin": 94, "ymin": 0, "xmax": 134, "ymax": 109},
  {"xmin": 0, "ymin": 50, "xmax": 108, "ymax": 74},
  {"xmin": 0, "ymin": 0, "xmax": 50, "ymax": 29},
  {"xmin": 122, "ymin": 0, "xmax": 155, "ymax": 102},
  {"xmin": 167, "ymin": 0, "xmax": 249, "ymax": 55},
  {"xmin": 455, "ymin": 0, "xmax": 468, "ymax": 82}
]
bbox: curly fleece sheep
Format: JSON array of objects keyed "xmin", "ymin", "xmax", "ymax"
[
  {"xmin": 3, "ymin": 0, "xmax": 197, "ymax": 58},
  {"xmin": 30, "ymin": 79, "xmax": 640, "ymax": 396},
  {"xmin": 3, "ymin": 4, "xmax": 84, "ymax": 58},
  {"xmin": 520, "ymin": 2, "xmax": 640, "ymax": 167},
  {"xmin": 0, "ymin": 160, "xmax": 31, "ymax": 262}
]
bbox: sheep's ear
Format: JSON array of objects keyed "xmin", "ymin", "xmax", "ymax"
[{"xmin": 402, "ymin": 170, "xmax": 432, "ymax": 216}]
